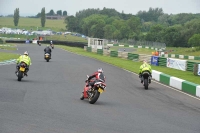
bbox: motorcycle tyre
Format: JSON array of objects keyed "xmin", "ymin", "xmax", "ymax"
[
  {"xmin": 18, "ymin": 71, "xmax": 23, "ymax": 81},
  {"xmin": 89, "ymin": 89, "xmax": 100, "ymax": 104},
  {"xmin": 144, "ymin": 78, "xmax": 148, "ymax": 90},
  {"xmin": 80, "ymin": 92, "xmax": 84, "ymax": 100}
]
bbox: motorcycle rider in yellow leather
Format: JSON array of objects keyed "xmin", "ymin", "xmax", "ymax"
[
  {"xmin": 15, "ymin": 51, "xmax": 31, "ymax": 76},
  {"xmin": 139, "ymin": 60, "xmax": 152, "ymax": 83}
]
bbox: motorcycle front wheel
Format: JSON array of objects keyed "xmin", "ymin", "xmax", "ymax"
[{"xmin": 80, "ymin": 92, "xmax": 84, "ymax": 100}]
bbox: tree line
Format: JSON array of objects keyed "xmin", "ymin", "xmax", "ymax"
[
  {"xmin": 65, "ymin": 7, "xmax": 200, "ymax": 48},
  {"xmin": 11, "ymin": 7, "xmax": 200, "ymax": 47},
  {"xmin": 35, "ymin": 9, "xmax": 67, "ymax": 18}
]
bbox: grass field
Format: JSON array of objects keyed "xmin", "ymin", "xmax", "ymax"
[
  {"xmin": 57, "ymin": 45, "xmax": 200, "ymax": 85},
  {"xmin": 166, "ymin": 47, "xmax": 200, "ymax": 56},
  {"xmin": 0, "ymin": 44, "xmax": 17, "ymax": 50},
  {"xmin": 0, "ymin": 52, "xmax": 19, "ymax": 61},
  {"xmin": 0, "ymin": 17, "xmax": 66, "ymax": 31}
]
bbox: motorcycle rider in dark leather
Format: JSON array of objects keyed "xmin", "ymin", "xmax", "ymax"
[{"xmin": 44, "ymin": 45, "xmax": 52, "ymax": 58}]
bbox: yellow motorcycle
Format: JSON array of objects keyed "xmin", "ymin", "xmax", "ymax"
[
  {"xmin": 16, "ymin": 62, "xmax": 27, "ymax": 81},
  {"xmin": 44, "ymin": 53, "xmax": 51, "ymax": 62}
]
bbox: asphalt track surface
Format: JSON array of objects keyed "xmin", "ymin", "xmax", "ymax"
[{"xmin": 0, "ymin": 44, "xmax": 200, "ymax": 133}]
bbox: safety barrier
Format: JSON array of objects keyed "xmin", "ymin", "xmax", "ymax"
[
  {"xmin": 97, "ymin": 49, "xmax": 103, "ymax": 55},
  {"xmin": 86, "ymin": 47, "xmax": 91, "ymax": 52},
  {"xmin": 110, "ymin": 51, "xmax": 118, "ymax": 57},
  {"xmin": 162, "ymin": 54, "xmax": 200, "ymax": 61},
  {"xmin": 152, "ymin": 70, "xmax": 200, "ymax": 97},
  {"xmin": 158, "ymin": 57, "xmax": 167, "ymax": 67},
  {"xmin": 127, "ymin": 53, "xmax": 139, "ymax": 61},
  {"xmin": 187, "ymin": 61, "xmax": 197, "ymax": 72}
]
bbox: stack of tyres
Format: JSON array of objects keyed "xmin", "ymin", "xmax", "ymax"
[
  {"xmin": 97, "ymin": 49, "xmax": 103, "ymax": 55},
  {"xmin": 158, "ymin": 57, "xmax": 167, "ymax": 67},
  {"xmin": 110, "ymin": 51, "xmax": 118, "ymax": 57}
]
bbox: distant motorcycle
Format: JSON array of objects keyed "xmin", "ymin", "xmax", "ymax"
[
  {"xmin": 80, "ymin": 75, "xmax": 106, "ymax": 104},
  {"xmin": 44, "ymin": 53, "xmax": 51, "ymax": 62},
  {"xmin": 141, "ymin": 71, "xmax": 151, "ymax": 90},
  {"xmin": 37, "ymin": 41, "xmax": 41, "ymax": 46},
  {"xmin": 50, "ymin": 44, "xmax": 54, "ymax": 49},
  {"xmin": 16, "ymin": 61, "xmax": 27, "ymax": 81}
]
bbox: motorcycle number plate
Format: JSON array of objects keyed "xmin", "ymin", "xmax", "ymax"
[
  {"xmin": 20, "ymin": 67, "xmax": 25, "ymax": 71},
  {"xmin": 98, "ymin": 88, "xmax": 104, "ymax": 93}
]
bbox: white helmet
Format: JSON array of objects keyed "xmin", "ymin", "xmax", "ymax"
[
  {"xmin": 98, "ymin": 68, "xmax": 103, "ymax": 73},
  {"xmin": 24, "ymin": 51, "xmax": 29, "ymax": 55},
  {"xmin": 50, "ymin": 41, "xmax": 52, "ymax": 43}
]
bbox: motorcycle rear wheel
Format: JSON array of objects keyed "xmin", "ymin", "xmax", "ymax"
[
  {"xmin": 18, "ymin": 71, "xmax": 23, "ymax": 81},
  {"xmin": 89, "ymin": 89, "xmax": 100, "ymax": 104},
  {"xmin": 144, "ymin": 78, "xmax": 148, "ymax": 90}
]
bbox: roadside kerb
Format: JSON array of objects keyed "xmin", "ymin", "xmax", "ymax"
[
  {"xmin": 152, "ymin": 70, "xmax": 200, "ymax": 98},
  {"xmin": 0, "ymin": 59, "xmax": 16, "ymax": 65}
]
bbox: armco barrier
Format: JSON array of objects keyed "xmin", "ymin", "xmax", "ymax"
[{"xmin": 152, "ymin": 70, "xmax": 200, "ymax": 97}]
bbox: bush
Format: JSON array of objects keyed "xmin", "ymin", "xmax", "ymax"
[{"xmin": 0, "ymin": 38, "xmax": 4, "ymax": 44}]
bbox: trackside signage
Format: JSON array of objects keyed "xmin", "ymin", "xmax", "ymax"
[
  {"xmin": 151, "ymin": 56, "xmax": 159, "ymax": 66},
  {"xmin": 167, "ymin": 58, "xmax": 187, "ymax": 71}
]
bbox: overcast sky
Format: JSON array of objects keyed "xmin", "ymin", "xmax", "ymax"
[{"xmin": 0, "ymin": 0, "xmax": 199, "ymax": 16}]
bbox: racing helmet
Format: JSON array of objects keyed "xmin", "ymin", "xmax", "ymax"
[
  {"xmin": 98, "ymin": 68, "xmax": 103, "ymax": 73},
  {"xmin": 24, "ymin": 51, "xmax": 29, "ymax": 56}
]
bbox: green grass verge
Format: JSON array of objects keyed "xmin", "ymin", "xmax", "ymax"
[
  {"xmin": 166, "ymin": 47, "xmax": 200, "ymax": 56},
  {"xmin": 57, "ymin": 45, "xmax": 200, "ymax": 85},
  {"xmin": 0, "ymin": 52, "xmax": 19, "ymax": 62},
  {"xmin": 0, "ymin": 44, "xmax": 17, "ymax": 50}
]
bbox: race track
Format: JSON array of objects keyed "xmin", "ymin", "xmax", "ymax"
[{"xmin": 0, "ymin": 44, "xmax": 200, "ymax": 133}]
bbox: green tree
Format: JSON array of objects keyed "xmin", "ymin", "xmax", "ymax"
[
  {"xmin": 13, "ymin": 8, "xmax": 19, "ymax": 26},
  {"xmin": 65, "ymin": 16, "xmax": 78, "ymax": 31},
  {"xmin": 81, "ymin": 14, "xmax": 107, "ymax": 37},
  {"xmin": 126, "ymin": 16, "xmax": 141, "ymax": 34},
  {"xmin": 36, "ymin": 12, "xmax": 41, "ymax": 18},
  {"xmin": 49, "ymin": 9, "xmax": 55, "ymax": 15},
  {"xmin": 136, "ymin": 7, "xmax": 164, "ymax": 22},
  {"xmin": 188, "ymin": 34, "xmax": 200, "ymax": 47},
  {"xmin": 41, "ymin": 7, "xmax": 46, "ymax": 27},
  {"xmin": 63, "ymin": 11, "xmax": 67, "ymax": 16},
  {"xmin": 145, "ymin": 24, "xmax": 164, "ymax": 42},
  {"xmin": 162, "ymin": 26, "xmax": 182, "ymax": 47},
  {"xmin": 57, "ymin": 10, "xmax": 62, "ymax": 16},
  {"xmin": 103, "ymin": 25, "xmax": 116, "ymax": 39}
]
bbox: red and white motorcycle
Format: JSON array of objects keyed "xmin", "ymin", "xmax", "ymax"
[{"xmin": 80, "ymin": 75, "xmax": 106, "ymax": 104}]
